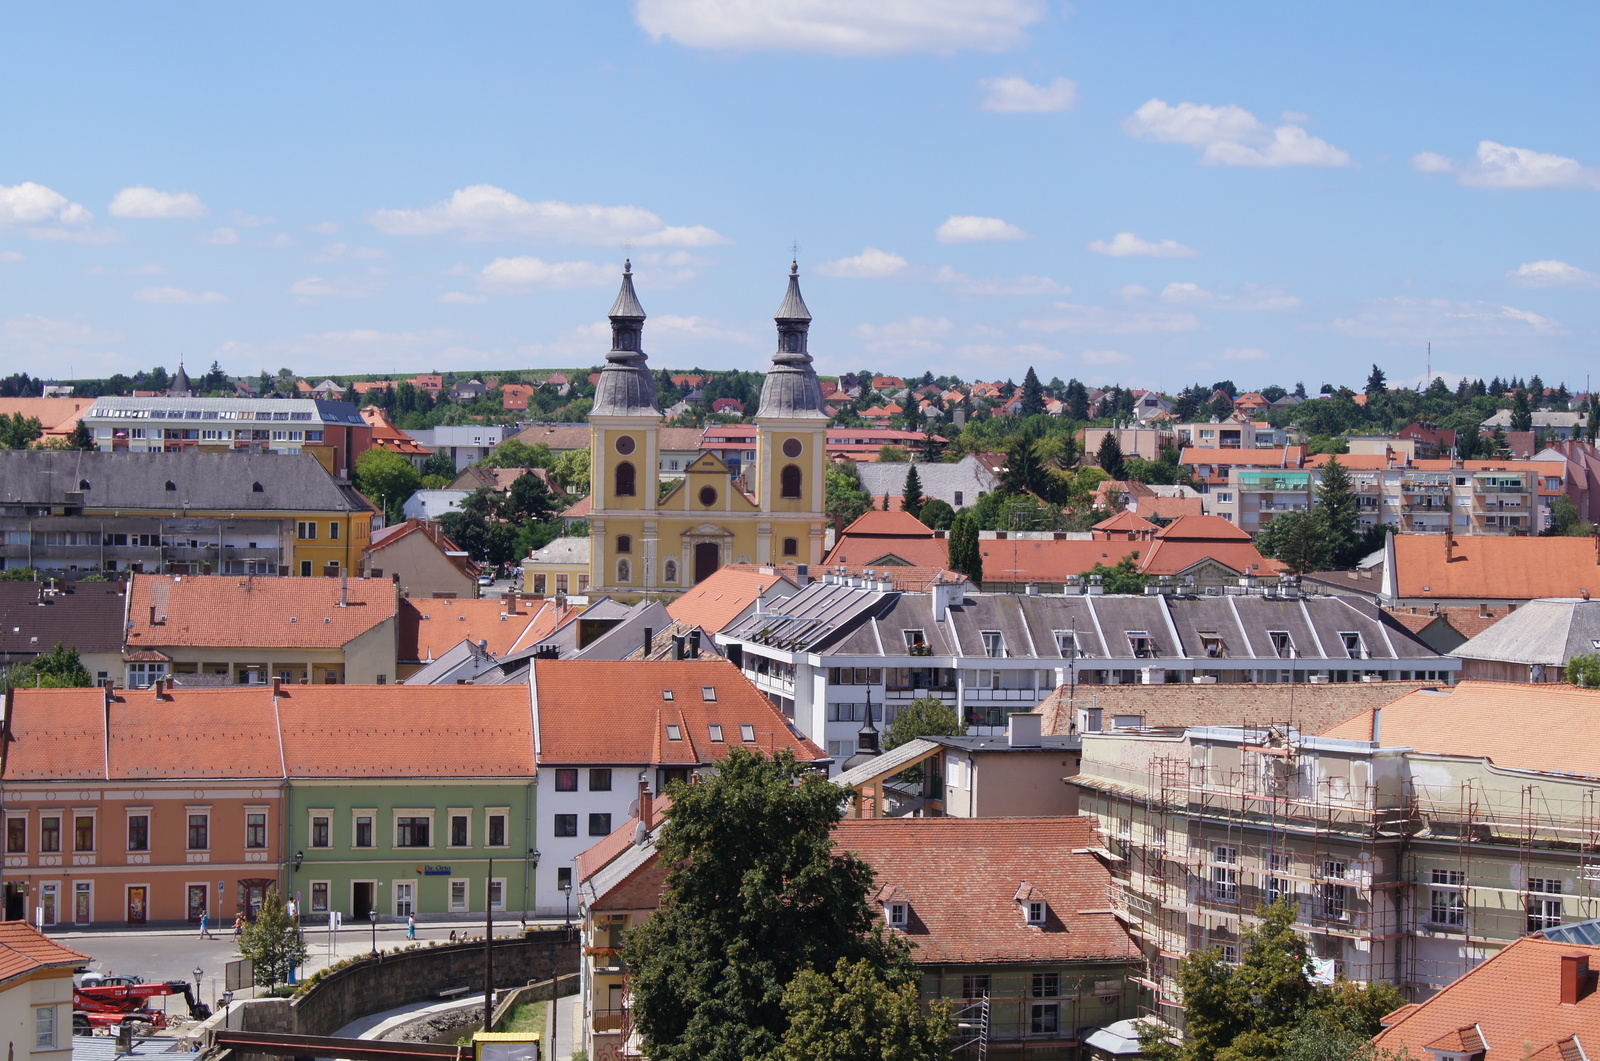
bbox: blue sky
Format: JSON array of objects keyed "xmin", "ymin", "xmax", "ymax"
[{"xmin": 1, "ymin": 2, "xmax": 1595, "ymax": 391}]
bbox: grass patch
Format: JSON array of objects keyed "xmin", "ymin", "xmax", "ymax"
[{"xmin": 496, "ymin": 1000, "xmax": 547, "ymax": 1035}]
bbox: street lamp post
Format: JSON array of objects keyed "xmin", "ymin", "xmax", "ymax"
[
  {"xmin": 193, "ymin": 967, "xmax": 203, "ymax": 1017},
  {"xmin": 368, "ymin": 909, "xmax": 378, "ymax": 957},
  {"xmin": 561, "ymin": 880, "xmax": 572, "ymax": 928}
]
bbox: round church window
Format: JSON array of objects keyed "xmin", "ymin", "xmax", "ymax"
[
  {"xmin": 782, "ymin": 438, "xmax": 803, "ymax": 458},
  {"xmin": 615, "ymin": 435, "xmax": 636, "ymax": 455},
  {"xmin": 699, "ymin": 486, "xmax": 718, "ymax": 506}
]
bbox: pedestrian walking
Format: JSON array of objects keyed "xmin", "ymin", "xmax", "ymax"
[
  {"xmin": 232, "ymin": 915, "xmax": 244, "ymax": 941},
  {"xmin": 406, "ymin": 914, "xmax": 416, "ymax": 940},
  {"xmin": 198, "ymin": 912, "xmax": 213, "ymax": 940}
]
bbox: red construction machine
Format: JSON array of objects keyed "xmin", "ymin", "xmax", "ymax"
[{"xmin": 73, "ymin": 977, "xmax": 211, "ymax": 1034}]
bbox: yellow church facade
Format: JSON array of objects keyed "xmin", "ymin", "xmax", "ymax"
[{"xmin": 586, "ymin": 261, "xmax": 829, "ymax": 597}]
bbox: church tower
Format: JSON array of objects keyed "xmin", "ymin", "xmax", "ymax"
[
  {"xmin": 588, "ymin": 261, "xmax": 663, "ymax": 593},
  {"xmin": 752, "ymin": 262, "xmax": 829, "ymax": 566}
]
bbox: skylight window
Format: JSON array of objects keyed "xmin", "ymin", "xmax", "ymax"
[
  {"xmin": 662, "ymin": 690, "xmax": 674, "ymax": 701},
  {"xmin": 665, "ymin": 725, "xmax": 682, "ymax": 741},
  {"xmin": 740, "ymin": 724, "xmax": 755, "ymax": 743},
  {"xmin": 701, "ymin": 686, "xmax": 716, "ymax": 702},
  {"xmin": 708, "ymin": 724, "xmax": 724, "ymax": 742}
]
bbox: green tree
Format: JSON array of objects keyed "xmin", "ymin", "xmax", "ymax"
[
  {"xmin": 882, "ymin": 695, "xmax": 963, "ymax": 785},
  {"xmin": 1207, "ymin": 391, "xmax": 1235, "ymax": 421},
  {"xmin": 0, "ymin": 413, "xmax": 43, "ymax": 449},
  {"xmin": 622, "ymin": 749, "xmax": 912, "ymax": 1061},
  {"xmin": 1019, "ymin": 367, "xmax": 1045, "ymax": 418},
  {"xmin": 947, "ymin": 514, "xmax": 982, "ymax": 584},
  {"xmin": 352, "ymin": 448, "xmax": 422, "ymax": 523},
  {"xmin": 1081, "ymin": 553, "xmax": 1148, "ymax": 594},
  {"xmin": 1364, "ymin": 364, "xmax": 1387, "ymax": 397},
  {"xmin": 239, "ymin": 887, "xmax": 308, "ymax": 990},
  {"xmin": 1254, "ymin": 510, "xmax": 1330, "ymax": 575},
  {"xmin": 551, "ymin": 447, "xmax": 592, "ymax": 494},
  {"xmin": 421, "ymin": 450, "xmax": 458, "ymax": 480},
  {"xmin": 66, "ymin": 419, "xmax": 95, "ymax": 450},
  {"xmin": 505, "ymin": 471, "xmax": 557, "ymax": 523},
  {"xmin": 877, "ymin": 445, "xmax": 911, "ymax": 463},
  {"xmin": 3, "ymin": 643, "xmax": 94, "ymax": 691},
  {"xmin": 1546, "ymin": 495, "xmax": 1593, "ymax": 537},
  {"xmin": 1315, "ymin": 455, "xmax": 1360, "ymax": 569},
  {"xmin": 773, "ymin": 957, "xmax": 950, "ymax": 1061},
  {"xmin": 1511, "ymin": 388, "xmax": 1533, "ymax": 432},
  {"xmin": 900, "ymin": 465, "xmax": 923, "ymax": 519},
  {"xmin": 1096, "ymin": 432, "xmax": 1126, "ymax": 481},
  {"xmin": 1001, "ymin": 436, "xmax": 1045, "ymax": 496},
  {"xmin": 483, "ymin": 438, "xmax": 552, "ymax": 469},
  {"xmin": 1567, "ymin": 654, "xmax": 1600, "ymax": 689},
  {"xmin": 917, "ymin": 499, "xmax": 955, "ymax": 530},
  {"xmin": 826, "ymin": 464, "xmax": 873, "ymax": 530}
]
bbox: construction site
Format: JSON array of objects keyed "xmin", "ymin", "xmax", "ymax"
[{"xmin": 1069, "ymin": 715, "xmax": 1600, "ymax": 1018}]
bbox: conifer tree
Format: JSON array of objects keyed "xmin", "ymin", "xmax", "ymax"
[{"xmin": 900, "ymin": 464, "xmax": 923, "ymax": 519}]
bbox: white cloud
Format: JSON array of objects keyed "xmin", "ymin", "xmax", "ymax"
[
  {"xmin": 480, "ymin": 256, "xmax": 617, "ymax": 290},
  {"xmin": 108, "ymin": 186, "xmax": 207, "ymax": 220},
  {"xmin": 231, "ymin": 211, "xmax": 276, "ymax": 227},
  {"xmin": 1113, "ymin": 284, "xmax": 1150, "ymax": 297},
  {"xmin": 1020, "ymin": 302, "xmax": 1200, "ymax": 335},
  {"xmin": 306, "ymin": 221, "xmax": 341, "ymax": 234},
  {"xmin": 198, "ymin": 228, "xmax": 238, "ymax": 245},
  {"xmin": 267, "ymin": 233, "xmax": 296, "ymax": 248},
  {"xmin": 0, "ymin": 251, "xmax": 22, "ymax": 263},
  {"xmin": 1331, "ymin": 297, "xmax": 1563, "ymax": 342},
  {"xmin": 1081, "ymin": 349, "xmax": 1131, "ymax": 365},
  {"xmin": 1505, "ymin": 260, "xmax": 1600, "ymax": 289},
  {"xmin": 1087, "ymin": 231, "xmax": 1199, "ymax": 258},
  {"xmin": 816, "ymin": 246, "xmax": 907, "ymax": 278},
  {"xmin": 438, "ymin": 292, "xmax": 489, "ymax": 304},
  {"xmin": 0, "ymin": 182, "xmax": 93, "ymax": 227},
  {"xmin": 369, "ymin": 184, "xmax": 729, "ymax": 246},
  {"xmin": 935, "ymin": 215, "xmax": 1029, "ymax": 243},
  {"xmin": 650, "ymin": 315, "xmax": 756, "ymax": 344},
  {"xmin": 855, "ymin": 316, "xmax": 952, "ymax": 354},
  {"xmin": 134, "ymin": 287, "xmax": 229, "ymax": 305},
  {"xmin": 311, "ymin": 242, "xmax": 388, "ymax": 263},
  {"xmin": 1411, "ymin": 141, "xmax": 1600, "ymax": 190},
  {"xmin": 1222, "ymin": 346, "xmax": 1267, "ymax": 361},
  {"xmin": 979, "ymin": 75, "xmax": 1076, "ymax": 113},
  {"xmin": 633, "ymin": 0, "xmax": 1046, "ymax": 55},
  {"xmin": 287, "ymin": 275, "xmax": 383, "ymax": 300},
  {"xmin": 1124, "ymin": 99, "xmax": 1351, "ymax": 167},
  {"xmin": 1160, "ymin": 281, "xmax": 1300, "ymax": 311},
  {"xmin": 934, "ymin": 266, "xmax": 1065, "ymax": 296}
]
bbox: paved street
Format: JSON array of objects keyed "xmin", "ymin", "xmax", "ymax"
[{"xmin": 57, "ymin": 918, "xmax": 573, "ymax": 1017}]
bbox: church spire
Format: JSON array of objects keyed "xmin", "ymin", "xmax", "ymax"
[
  {"xmin": 756, "ymin": 261, "xmax": 827, "ymax": 419},
  {"xmin": 592, "ymin": 260, "xmax": 660, "ymax": 417}
]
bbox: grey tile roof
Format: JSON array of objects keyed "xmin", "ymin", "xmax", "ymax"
[
  {"xmin": 1452, "ymin": 597, "xmax": 1600, "ymax": 666},
  {"xmin": 0, "ymin": 450, "xmax": 372, "ymax": 513},
  {"xmin": 855, "ymin": 456, "xmax": 999, "ymax": 507},
  {"xmin": 0, "ymin": 581, "xmax": 126, "ymax": 656}
]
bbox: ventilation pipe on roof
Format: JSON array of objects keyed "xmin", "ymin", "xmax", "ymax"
[
  {"xmin": 638, "ymin": 779, "xmax": 653, "ymax": 833},
  {"xmin": 689, "ymin": 630, "xmax": 701, "ymax": 659},
  {"xmin": 643, "ymin": 627, "xmax": 653, "ymax": 659},
  {"xmin": 339, "ymin": 572, "xmax": 348, "ymax": 608},
  {"xmin": 673, "ymin": 634, "xmax": 684, "ymax": 661}
]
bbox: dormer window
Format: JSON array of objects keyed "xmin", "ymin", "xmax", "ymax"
[
  {"xmin": 903, "ymin": 630, "xmax": 928, "ymax": 655},
  {"xmin": 981, "ymin": 631, "xmax": 1005, "ymax": 658},
  {"xmin": 165, "ymin": 481, "xmax": 176, "ymax": 491},
  {"xmin": 1200, "ymin": 632, "xmax": 1223, "ymax": 658},
  {"xmin": 1340, "ymin": 632, "xmax": 1366, "ymax": 659},
  {"xmin": 1127, "ymin": 631, "xmax": 1155, "ymax": 658},
  {"xmin": 1053, "ymin": 630, "xmax": 1076, "ymax": 657},
  {"xmin": 1269, "ymin": 631, "xmax": 1295, "ymax": 659},
  {"xmin": 1026, "ymin": 901, "xmax": 1046, "ymax": 925},
  {"xmin": 886, "ymin": 902, "xmax": 908, "ymax": 929}
]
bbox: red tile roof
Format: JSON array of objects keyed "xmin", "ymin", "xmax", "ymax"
[
  {"xmin": 531, "ymin": 658, "xmax": 826, "ymax": 766},
  {"xmin": 1138, "ymin": 516, "xmax": 1283, "ymax": 578},
  {"xmin": 360, "ymin": 406, "xmax": 432, "ymax": 456},
  {"xmin": 1374, "ymin": 937, "xmax": 1600, "ymax": 1056},
  {"xmin": 1321, "ymin": 681, "xmax": 1600, "ymax": 775},
  {"xmin": 1181, "ymin": 446, "xmax": 1307, "ymax": 467},
  {"xmin": 666, "ymin": 567, "xmax": 797, "ymax": 634},
  {"xmin": 275, "ymin": 684, "xmax": 534, "ymax": 777},
  {"xmin": 1391, "ymin": 534, "xmax": 1600, "ymax": 600},
  {"xmin": 0, "ymin": 922, "xmax": 89, "ymax": 985},
  {"xmin": 399, "ymin": 596, "xmax": 550, "ymax": 662},
  {"xmin": 126, "ymin": 574, "xmax": 397, "ymax": 649},
  {"xmin": 835, "ymin": 817, "xmax": 1141, "ymax": 964}
]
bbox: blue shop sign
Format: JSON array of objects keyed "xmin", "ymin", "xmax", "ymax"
[{"xmin": 420, "ymin": 865, "xmax": 452, "ymax": 876}]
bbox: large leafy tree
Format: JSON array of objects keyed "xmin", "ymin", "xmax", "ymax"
[
  {"xmin": 3, "ymin": 643, "xmax": 93, "ymax": 692},
  {"xmin": 482, "ymin": 438, "xmax": 553, "ymax": 469},
  {"xmin": 947, "ymin": 513, "xmax": 982, "ymax": 584},
  {"xmin": 352, "ymin": 448, "xmax": 422, "ymax": 523},
  {"xmin": 827, "ymin": 463, "xmax": 874, "ymax": 529},
  {"xmin": 773, "ymin": 958, "xmax": 950, "ymax": 1061},
  {"xmin": 1314, "ymin": 455, "xmax": 1360, "ymax": 569},
  {"xmin": 882, "ymin": 695, "xmax": 963, "ymax": 785},
  {"xmin": 1080, "ymin": 553, "xmax": 1148, "ymax": 594},
  {"xmin": 622, "ymin": 750, "xmax": 914, "ymax": 1061}
]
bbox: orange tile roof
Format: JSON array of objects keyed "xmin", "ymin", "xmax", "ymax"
[
  {"xmin": 360, "ymin": 406, "xmax": 432, "ymax": 455},
  {"xmin": 977, "ymin": 539, "xmax": 1145, "ymax": 583},
  {"xmin": 508, "ymin": 600, "xmax": 582, "ymax": 653},
  {"xmin": 1305, "ymin": 452, "xmax": 1402, "ymax": 470},
  {"xmin": 824, "ymin": 510, "xmax": 949, "ymax": 568},
  {"xmin": 531, "ymin": 658, "xmax": 826, "ymax": 766},
  {"xmin": 399, "ymin": 596, "xmax": 549, "ymax": 662},
  {"xmin": 1373, "ymin": 937, "xmax": 1600, "ymax": 1056},
  {"xmin": 3, "ymin": 688, "xmax": 110, "ymax": 779},
  {"xmin": 666, "ymin": 567, "xmax": 797, "ymax": 633},
  {"xmin": 126, "ymin": 574, "xmax": 397, "ymax": 649},
  {"xmin": 1321, "ymin": 681, "xmax": 1600, "ymax": 775},
  {"xmin": 275, "ymin": 685, "xmax": 534, "ymax": 777},
  {"xmin": 0, "ymin": 922, "xmax": 89, "ymax": 985},
  {"xmin": 1391, "ymin": 534, "xmax": 1600, "ymax": 600},
  {"xmin": 1093, "ymin": 510, "xmax": 1159, "ymax": 537},
  {"xmin": 1181, "ymin": 446, "xmax": 1307, "ymax": 466},
  {"xmin": 835, "ymin": 817, "xmax": 1141, "ymax": 964},
  {"xmin": 0, "ymin": 397, "xmax": 95, "ymax": 437}
]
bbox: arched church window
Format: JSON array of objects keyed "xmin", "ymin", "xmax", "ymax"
[
  {"xmin": 780, "ymin": 464, "xmax": 802, "ymax": 499},
  {"xmin": 782, "ymin": 537, "xmax": 799, "ymax": 557},
  {"xmin": 615, "ymin": 462, "xmax": 636, "ymax": 497}
]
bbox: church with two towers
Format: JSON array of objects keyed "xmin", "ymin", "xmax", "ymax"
[{"xmin": 584, "ymin": 262, "xmax": 829, "ymax": 596}]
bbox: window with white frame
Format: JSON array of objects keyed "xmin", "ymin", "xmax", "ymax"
[
  {"xmin": 1340, "ymin": 632, "xmax": 1366, "ymax": 659},
  {"xmin": 1127, "ymin": 631, "xmax": 1155, "ymax": 658},
  {"xmin": 1266, "ymin": 851, "xmax": 1292, "ymax": 905},
  {"xmin": 1430, "ymin": 869, "xmax": 1465, "ymax": 927},
  {"xmin": 1024, "ymin": 900, "xmax": 1047, "ymax": 925},
  {"xmin": 450, "ymin": 879, "xmax": 468, "ymax": 912},
  {"xmin": 885, "ymin": 902, "xmax": 907, "ymax": 929},
  {"xmin": 1320, "ymin": 861, "xmax": 1349, "ymax": 920},
  {"xmin": 449, "ymin": 811, "xmax": 470, "ymax": 848},
  {"xmin": 1269, "ymin": 631, "xmax": 1295, "ymax": 658},
  {"xmin": 980, "ymin": 631, "xmax": 1005, "ymax": 658},
  {"xmin": 35, "ymin": 1005, "xmax": 57, "ymax": 1050},
  {"xmin": 1054, "ymin": 630, "xmax": 1076, "ymax": 656},
  {"xmin": 486, "ymin": 810, "xmax": 508, "ymax": 847},
  {"xmin": 1528, "ymin": 878, "xmax": 1563, "ymax": 932},
  {"xmin": 488, "ymin": 878, "xmax": 506, "ymax": 911},
  {"xmin": 310, "ymin": 882, "xmax": 329, "ymax": 913},
  {"xmin": 310, "ymin": 813, "xmax": 331, "ymax": 848},
  {"xmin": 394, "ymin": 811, "xmax": 433, "ymax": 848},
  {"xmin": 1211, "ymin": 845, "xmax": 1238, "ymax": 903}
]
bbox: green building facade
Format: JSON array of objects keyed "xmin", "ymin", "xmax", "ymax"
[{"xmin": 284, "ymin": 779, "xmax": 539, "ymax": 922}]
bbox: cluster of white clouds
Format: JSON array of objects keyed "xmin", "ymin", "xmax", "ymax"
[
  {"xmin": 1087, "ymin": 231, "xmax": 1199, "ymax": 258},
  {"xmin": 368, "ymin": 185, "xmax": 728, "ymax": 247},
  {"xmin": 133, "ymin": 287, "xmax": 229, "ymax": 305},
  {"xmin": 1412, "ymin": 141, "xmax": 1600, "ymax": 190},
  {"xmin": 1505, "ymin": 260, "xmax": 1599, "ymax": 289},
  {"xmin": 1123, "ymin": 99, "xmax": 1351, "ymax": 167},
  {"xmin": 978, "ymin": 75, "xmax": 1075, "ymax": 113},
  {"xmin": 633, "ymin": 0, "xmax": 1046, "ymax": 56},
  {"xmin": 935, "ymin": 215, "xmax": 1029, "ymax": 243},
  {"xmin": 108, "ymin": 186, "xmax": 207, "ymax": 220},
  {"xmin": 1020, "ymin": 303, "xmax": 1200, "ymax": 336},
  {"xmin": 1156, "ymin": 281, "xmax": 1300, "ymax": 312},
  {"xmin": 816, "ymin": 246, "xmax": 908, "ymax": 278}
]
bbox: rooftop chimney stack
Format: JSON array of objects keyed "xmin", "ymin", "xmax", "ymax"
[
  {"xmin": 1006, "ymin": 711, "xmax": 1043, "ymax": 747},
  {"xmin": 638, "ymin": 779, "xmax": 653, "ymax": 832},
  {"xmin": 1561, "ymin": 951, "xmax": 1591, "ymax": 1005},
  {"xmin": 795, "ymin": 563, "xmax": 809, "ymax": 588},
  {"xmin": 643, "ymin": 627, "xmax": 653, "ymax": 659}
]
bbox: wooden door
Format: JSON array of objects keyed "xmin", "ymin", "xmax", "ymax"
[
  {"xmin": 693, "ymin": 542, "xmax": 719, "ymax": 584},
  {"xmin": 126, "ymin": 887, "xmax": 147, "ymax": 924}
]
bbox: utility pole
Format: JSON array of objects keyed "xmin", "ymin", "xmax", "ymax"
[{"xmin": 484, "ymin": 856, "xmax": 494, "ymax": 1032}]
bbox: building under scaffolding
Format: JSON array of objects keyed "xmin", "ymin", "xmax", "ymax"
[{"xmin": 1070, "ymin": 705, "xmax": 1600, "ymax": 1019}]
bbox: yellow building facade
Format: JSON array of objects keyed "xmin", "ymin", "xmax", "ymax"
[{"xmin": 588, "ymin": 262, "xmax": 829, "ymax": 596}]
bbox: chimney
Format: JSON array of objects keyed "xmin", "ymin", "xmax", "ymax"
[
  {"xmin": 339, "ymin": 571, "xmax": 348, "ymax": 607},
  {"xmin": 638, "ymin": 780, "xmax": 653, "ymax": 831},
  {"xmin": 689, "ymin": 630, "xmax": 701, "ymax": 659},
  {"xmin": 271, "ymin": 676, "xmax": 282, "ymax": 695},
  {"xmin": 504, "ymin": 589, "xmax": 518, "ymax": 613},
  {"xmin": 152, "ymin": 678, "xmax": 169, "ymax": 700},
  {"xmin": 148, "ymin": 605, "xmax": 157, "ymax": 626},
  {"xmin": 795, "ymin": 563, "xmax": 809, "ymax": 588},
  {"xmin": 642, "ymin": 627, "xmax": 653, "ymax": 659},
  {"xmin": 673, "ymin": 634, "xmax": 684, "ymax": 661},
  {"xmin": 1445, "ymin": 525, "xmax": 1455, "ymax": 563},
  {"xmin": 1561, "ymin": 951, "xmax": 1591, "ymax": 1005},
  {"xmin": 1006, "ymin": 712, "xmax": 1043, "ymax": 747}
]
